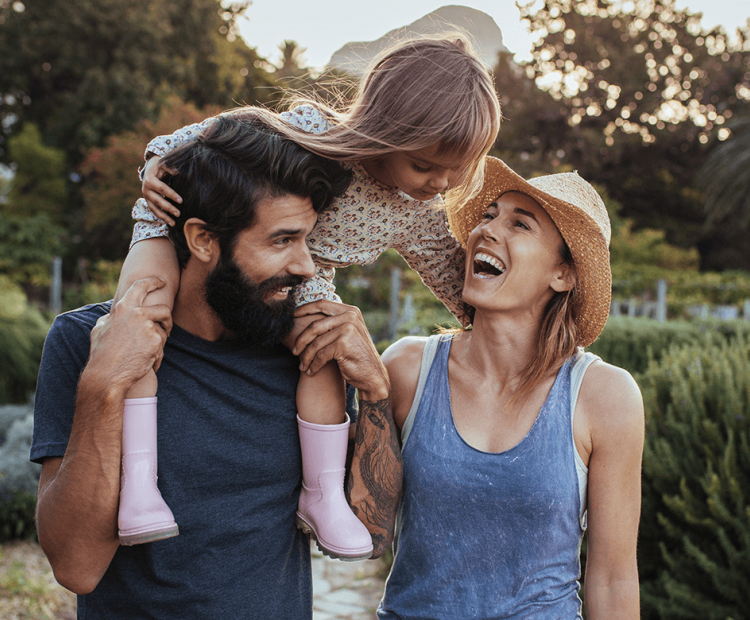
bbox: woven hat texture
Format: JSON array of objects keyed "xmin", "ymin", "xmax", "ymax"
[{"xmin": 446, "ymin": 157, "xmax": 612, "ymax": 347}]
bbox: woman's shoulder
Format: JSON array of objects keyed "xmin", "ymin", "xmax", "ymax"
[
  {"xmin": 382, "ymin": 336, "xmax": 429, "ymax": 369},
  {"xmin": 577, "ymin": 357, "xmax": 644, "ymax": 435},
  {"xmin": 382, "ymin": 336, "xmax": 431, "ymax": 429}
]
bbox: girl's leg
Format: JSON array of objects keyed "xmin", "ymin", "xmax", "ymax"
[
  {"xmin": 285, "ymin": 315, "xmax": 373, "ymax": 560},
  {"xmin": 117, "ymin": 239, "xmax": 180, "ymax": 545}
]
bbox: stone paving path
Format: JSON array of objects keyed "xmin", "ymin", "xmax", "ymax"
[
  {"xmin": 311, "ymin": 543, "xmax": 388, "ymax": 620},
  {"xmin": 3, "ymin": 540, "xmax": 387, "ymax": 620}
]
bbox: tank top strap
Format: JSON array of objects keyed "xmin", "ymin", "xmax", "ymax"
[{"xmin": 401, "ymin": 334, "xmax": 450, "ymax": 447}]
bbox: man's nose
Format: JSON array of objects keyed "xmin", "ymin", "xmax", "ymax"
[{"xmin": 290, "ymin": 245, "xmax": 316, "ymax": 280}]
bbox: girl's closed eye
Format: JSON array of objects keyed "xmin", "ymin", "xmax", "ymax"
[{"xmin": 412, "ymin": 163, "xmax": 432, "ymax": 173}]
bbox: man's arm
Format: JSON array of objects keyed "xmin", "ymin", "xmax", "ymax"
[
  {"xmin": 292, "ymin": 300, "xmax": 402, "ymax": 558},
  {"xmin": 36, "ymin": 278, "xmax": 171, "ymax": 594}
]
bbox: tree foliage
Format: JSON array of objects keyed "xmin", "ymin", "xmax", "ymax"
[
  {"xmin": 697, "ymin": 115, "xmax": 750, "ymax": 228},
  {"xmin": 506, "ymin": 0, "xmax": 750, "ymax": 270},
  {"xmin": 79, "ymin": 97, "xmax": 222, "ymax": 260},
  {"xmin": 0, "ymin": 0, "xmax": 277, "ymax": 166},
  {"xmin": 4, "ymin": 124, "xmax": 66, "ymax": 220}
]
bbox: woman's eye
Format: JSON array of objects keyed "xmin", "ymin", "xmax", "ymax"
[
  {"xmin": 515, "ymin": 220, "xmax": 530, "ymax": 230},
  {"xmin": 481, "ymin": 211, "xmax": 494, "ymax": 220}
]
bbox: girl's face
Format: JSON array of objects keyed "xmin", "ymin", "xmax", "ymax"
[
  {"xmin": 364, "ymin": 144, "xmax": 471, "ymax": 202},
  {"xmin": 462, "ymin": 191, "xmax": 574, "ymax": 315}
]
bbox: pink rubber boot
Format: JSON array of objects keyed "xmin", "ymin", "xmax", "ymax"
[
  {"xmin": 118, "ymin": 397, "xmax": 179, "ymax": 546},
  {"xmin": 295, "ymin": 415, "xmax": 373, "ymax": 561}
]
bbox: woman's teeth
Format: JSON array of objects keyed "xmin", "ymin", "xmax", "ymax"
[{"xmin": 474, "ymin": 252, "xmax": 506, "ymax": 277}]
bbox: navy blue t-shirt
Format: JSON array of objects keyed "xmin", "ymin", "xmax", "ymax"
[{"xmin": 31, "ymin": 302, "xmax": 313, "ymax": 619}]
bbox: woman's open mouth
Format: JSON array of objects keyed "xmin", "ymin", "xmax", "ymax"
[{"xmin": 472, "ymin": 252, "xmax": 506, "ymax": 279}]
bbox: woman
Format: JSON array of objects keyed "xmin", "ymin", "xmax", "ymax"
[{"xmin": 378, "ymin": 158, "xmax": 644, "ymax": 619}]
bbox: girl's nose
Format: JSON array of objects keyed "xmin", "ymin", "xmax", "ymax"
[{"xmin": 430, "ymin": 171, "xmax": 451, "ymax": 193}]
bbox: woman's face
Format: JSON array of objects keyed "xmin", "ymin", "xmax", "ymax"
[{"xmin": 462, "ymin": 191, "xmax": 573, "ymax": 315}]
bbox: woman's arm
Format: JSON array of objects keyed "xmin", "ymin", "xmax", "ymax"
[{"xmin": 577, "ymin": 361, "xmax": 644, "ymax": 619}]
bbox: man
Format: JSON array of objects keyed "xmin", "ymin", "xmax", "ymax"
[{"xmin": 31, "ymin": 115, "xmax": 400, "ymax": 618}]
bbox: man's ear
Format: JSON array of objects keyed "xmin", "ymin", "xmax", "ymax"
[
  {"xmin": 183, "ymin": 218, "xmax": 219, "ymax": 265},
  {"xmin": 551, "ymin": 262, "xmax": 576, "ymax": 294}
]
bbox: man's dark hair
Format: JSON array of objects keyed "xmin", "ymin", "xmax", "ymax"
[{"xmin": 161, "ymin": 113, "xmax": 353, "ymax": 268}]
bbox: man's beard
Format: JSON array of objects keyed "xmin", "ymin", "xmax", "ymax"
[{"xmin": 204, "ymin": 251, "xmax": 304, "ymax": 347}]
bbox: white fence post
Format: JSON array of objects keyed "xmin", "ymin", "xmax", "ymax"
[
  {"xmin": 50, "ymin": 256, "xmax": 62, "ymax": 316},
  {"xmin": 656, "ymin": 279, "xmax": 667, "ymax": 322},
  {"xmin": 387, "ymin": 268, "xmax": 401, "ymax": 341}
]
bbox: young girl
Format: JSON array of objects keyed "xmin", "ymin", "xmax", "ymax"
[{"xmin": 116, "ymin": 33, "xmax": 502, "ymax": 558}]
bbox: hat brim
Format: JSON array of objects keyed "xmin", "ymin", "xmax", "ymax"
[{"xmin": 446, "ymin": 157, "xmax": 611, "ymax": 348}]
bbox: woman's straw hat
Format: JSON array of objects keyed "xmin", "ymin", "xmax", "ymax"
[{"xmin": 446, "ymin": 157, "xmax": 612, "ymax": 348}]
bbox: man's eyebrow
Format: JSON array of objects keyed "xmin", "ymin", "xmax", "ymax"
[
  {"xmin": 514, "ymin": 207, "xmax": 539, "ymax": 222},
  {"xmin": 268, "ymin": 228, "xmax": 306, "ymax": 239}
]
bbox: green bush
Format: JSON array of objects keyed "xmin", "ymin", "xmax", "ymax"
[
  {"xmin": 638, "ymin": 336, "xmax": 750, "ymax": 619},
  {"xmin": 589, "ymin": 316, "xmax": 750, "ymax": 375},
  {"xmin": 0, "ymin": 277, "xmax": 51, "ymax": 404},
  {"xmin": 0, "ymin": 489, "xmax": 37, "ymax": 542}
]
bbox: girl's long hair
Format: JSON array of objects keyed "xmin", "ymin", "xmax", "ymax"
[{"xmin": 229, "ymin": 33, "xmax": 502, "ymax": 210}]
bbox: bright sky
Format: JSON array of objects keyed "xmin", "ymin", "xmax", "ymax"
[{"xmin": 237, "ymin": 0, "xmax": 750, "ymax": 69}]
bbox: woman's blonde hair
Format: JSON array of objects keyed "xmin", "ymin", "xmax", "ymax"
[{"xmin": 230, "ymin": 33, "xmax": 502, "ymax": 209}]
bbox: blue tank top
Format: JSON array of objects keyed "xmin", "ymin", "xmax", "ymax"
[{"xmin": 378, "ymin": 336, "xmax": 585, "ymax": 619}]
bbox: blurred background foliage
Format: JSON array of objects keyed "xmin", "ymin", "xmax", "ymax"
[{"xmin": 1, "ymin": 1, "xmax": 750, "ymax": 615}]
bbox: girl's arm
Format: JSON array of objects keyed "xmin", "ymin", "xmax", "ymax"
[
  {"xmin": 577, "ymin": 362, "xmax": 644, "ymax": 620},
  {"xmin": 114, "ymin": 238, "xmax": 179, "ymax": 324},
  {"xmin": 393, "ymin": 206, "xmax": 469, "ymax": 326},
  {"xmin": 140, "ymin": 118, "xmax": 214, "ymax": 225}
]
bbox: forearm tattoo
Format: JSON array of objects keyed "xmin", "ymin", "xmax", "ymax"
[{"xmin": 346, "ymin": 397, "xmax": 402, "ymax": 555}]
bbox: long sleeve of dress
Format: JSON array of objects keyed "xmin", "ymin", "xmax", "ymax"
[{"xmin": 390, "ymin": 206, "xmax": 469, "ymax": 326}]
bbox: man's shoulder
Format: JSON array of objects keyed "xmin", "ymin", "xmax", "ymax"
[
  {"xmin": 47, "ymin": 301, "xmax": 112, "ymax": 344},
  {"xmin": 54, "ymin": 300, "xmax": 112, "ymax": 328}
]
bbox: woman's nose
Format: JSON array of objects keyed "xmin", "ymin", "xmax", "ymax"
[{"xmin": 480, "ymin": 220, "xmax": 501, "ymax": 243}]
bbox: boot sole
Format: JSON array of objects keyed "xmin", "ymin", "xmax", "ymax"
[
  {"xmin": 119, "ymin": 524, "xmax": 179, "ymax": 546},
  {"xmin": 295, "ymin": 514, "xmax": 372, "ymax": 562}
]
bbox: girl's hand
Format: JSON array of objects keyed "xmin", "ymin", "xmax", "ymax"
[{"xmin": 142, "ymin": 156, "xmax": 182, "ymax": 226}]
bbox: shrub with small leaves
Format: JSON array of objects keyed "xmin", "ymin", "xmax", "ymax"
[
  {"xmin": 589, "ymin": 316, "xmax": 750, "ymax": 375},
  {"xmin": 0, "ymin": 489, "xmax": 37, "ymax": 542},
  {"xmin": 638, "ymin": 336, "xmax": 750, "ymax": 619}
]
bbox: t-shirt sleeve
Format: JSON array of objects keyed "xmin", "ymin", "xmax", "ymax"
[{"xmin": 30, "ymin": 306, "xmax": 107, "ymax": 463}]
